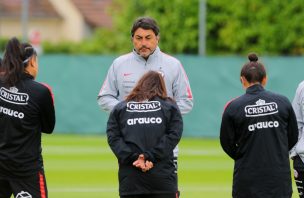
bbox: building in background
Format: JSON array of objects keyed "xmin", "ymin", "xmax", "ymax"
[{"xmin": 0, "ymin": 0, "xmax": 113, "ymax": 42}]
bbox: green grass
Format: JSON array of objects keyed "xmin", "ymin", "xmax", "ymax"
[{"xmin": 42, "ymin": 134, "xmax": 299, "ymax": 198}]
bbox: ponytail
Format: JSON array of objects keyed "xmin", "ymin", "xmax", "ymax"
[{"xmin": 1, "ymin": 37, "xmax": 36, "ymax": 86}]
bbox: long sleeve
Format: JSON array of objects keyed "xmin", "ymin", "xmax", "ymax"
[
  {"xmin": 291, "ymin": 83, "xmax": 304, "ymax": 156},
  {"xmin": 287, "ymin": 105, "xmax": 299, "ymax": 150},
  {"xmin": 220, "ymin": 104, "xmax": 237, "ymax": 160},
  {"xmin": 106, "ymin": 107, "xmax": 138, "ymax": 164},
  {"xmin": 40, "ymin": 84, "xmax": 55, "ymax": 134},
  {"xmin": 97, "ymin": 63, "xmax": 120, "ymax": 113},
  {"xmin": 292, "ymin": 84, "xmax": 304, "ymax": 138},
  {"xmin": 173, "ymin": 63, "xmax": 193, "ymax": 115},
  {"xmin": 144, "ymin": 104, "xmax": 183, "ymax": 162}
]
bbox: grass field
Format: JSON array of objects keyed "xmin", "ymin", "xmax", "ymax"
[{"xmin": 42, "ymin": 134, "xmax": 299, "ymax": 198}]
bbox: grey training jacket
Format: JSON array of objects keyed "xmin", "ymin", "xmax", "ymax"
[
  {"xmin": 97, "ymin": 47, "xmax": 193, "ymax": 115},
  {"xmin": 291, "ymin": 80, "xmax": 304, "ymax": 163}
]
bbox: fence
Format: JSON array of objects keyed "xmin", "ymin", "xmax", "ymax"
[{"xmin": 37, "ymin": 55, "xmax": 304, "ymax": 137}]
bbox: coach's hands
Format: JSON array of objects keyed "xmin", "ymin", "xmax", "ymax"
[{"xmin": 133, "ymin": 154, "xmax": 154, "ymax": 172}]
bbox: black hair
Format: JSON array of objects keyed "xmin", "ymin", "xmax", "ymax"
[
  {"xmin": 131, "ymin": 17, "xmax": 159, "ymax": 37},
  {"xmin": 240, "ymin": 53, "xmax": 266, "ymax": 84},
  {"xmin": 1, "ymin": 37, "xmax": 37, "ymax": 86}
]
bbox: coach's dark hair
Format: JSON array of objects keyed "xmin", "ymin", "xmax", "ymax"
[
  {"xmin": 1, "ymin": 37, "xmax": 37, "ymax": 86},
  {"xmin": 240, "ymin": 53, "xmax": 266, "ymax": 83},
  {"xmin": 126, "ymin": 70, "xmax": 172, "ymax": 102},
  {"xmin": 131, "ymin": 17, "xmax": 160, "ymax": 37}
]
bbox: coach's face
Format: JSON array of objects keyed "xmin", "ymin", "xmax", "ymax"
[{"xmin": 132, "ymin": 28, "xmax": 159, "ymax": 59}]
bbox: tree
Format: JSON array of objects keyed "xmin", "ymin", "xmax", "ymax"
[
  {"xmin": 207, "ymin": 0, "xmax": 304, "ymax": 55},
  {"xmin": 94, "ymin": 0, "xmax": 199, "ymax": 54},
  {"xmin": 42, "ymin": 0, "xmax": 304, "ymax": 55}
]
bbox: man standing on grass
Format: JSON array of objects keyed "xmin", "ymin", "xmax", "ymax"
[
  {"xmin": 97, "ymin": 16, "xmax": 193, "ymax": 114},
  {"xmin": 97, "ymin": 16, "xmax": 193, "ymax": 197}
]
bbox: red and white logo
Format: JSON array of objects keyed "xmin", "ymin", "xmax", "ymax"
[{"xmin": 123, "ymin": 73, "xmax": 133, "ymax": 77}]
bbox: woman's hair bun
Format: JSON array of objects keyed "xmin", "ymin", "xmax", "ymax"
[{"xmin": 248, "ymin": 53, "xmax": 258, "ymax": 62}]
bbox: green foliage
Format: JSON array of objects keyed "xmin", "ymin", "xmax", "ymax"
[
  {"xmin": 207, "ymin": 0, "xmax": 304, "ymax": 55},
  {"xmin": 95, "ymin": 0, "xmax": 304, "ymax": 55},
  {"xmin": 106, "ymin": 0, "xmax": 199, "ymax": 54},
  {"xmin": 41, "ymin": 0, "xmax": 199, "ymax": 54},
  {"xmin": 0, "ymin": 38, "xmax": 9, "ymax": 53},
  {"xmin": 43, "ymin": 41, "xmax": 78, "ymax": 54},
  {"xmin": 43, "ymin": 0, "xmax": 304, "ymax": 55},
  {"xmin": 42, "ymin": 28, "xmax": 132, "ymax": 55},
  {"xmin": 42, "ymin": 0, "xmax": 199, "ymax": 55}
]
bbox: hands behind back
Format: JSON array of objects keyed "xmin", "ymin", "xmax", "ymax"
[{"xmin": 133, "ymin": 154, "xmax": 154, "ymax": 172}]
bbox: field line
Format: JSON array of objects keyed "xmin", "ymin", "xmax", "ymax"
[
  {"xmin": 49, "ymin": 186, "xmax": 230, "ymax": 193},
  {"xmin": 44, "ymin": 146, "xmax": 225, "ymax": 156}
]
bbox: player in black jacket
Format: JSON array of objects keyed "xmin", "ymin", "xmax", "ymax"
[
  {"xmin": 107, "ymin": 71, "xmax": 183, "ymax": 198},
  {"xmin": 220, "ymin": 53, "xmax": 298, "ymax": 198},
  {"xmin": 0, "ymin": 38, "xmax": 55, "ymax": 198}
]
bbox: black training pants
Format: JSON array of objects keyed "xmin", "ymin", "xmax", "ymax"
[
  {"xmin": 0, "ymin": 171, "xmax": 47, "ymax": 198},
  {"xmin": 120, "ymin": 192, "xmax": 179, "ymax": 198}
]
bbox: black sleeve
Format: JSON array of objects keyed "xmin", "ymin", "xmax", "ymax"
[
  {"xmin": 106, "ymin": 107, "xmax": 138, "ymax": 164},
  {"xmin": 287, "ymin": 105, "xmax": 299, "ymax": 150},
  {"xmin": 220, "ymin": 105, "xmax": 237, "ymax": 159},
  {"xmin": 40, "ymin": 86, "xmax": 55, "ymax": 134},
  {"xmin": 144, "ymin": 104, "xmax": 183, "ymax": 162}
]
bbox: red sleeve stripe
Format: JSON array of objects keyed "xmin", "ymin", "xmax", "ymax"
[
  {"xmin": 180, "ymin": 63, "xmax": 193, "ymax": 99},
  {"xmin": 161, "ymin": 52, "xmax": 193, "ymax": 99},
  {"xmin": 40, "ymin": 82, "xmax": 54, "ymax": 105},
  {"xmin": 39, "ymin": 172, "xmax": 47, "ymax": 198},
  {"xmin": 98, "ymin": 76, "xmax": 108, "ymax": 95}
]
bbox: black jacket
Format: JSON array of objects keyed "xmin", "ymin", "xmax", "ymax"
[
  {"xmin": 220, "ymin": 84, "xmax": 298, "ymax": 198},
  {"xmin": 0, "ymin": 74, "xmax": 55, "ymax": 178},
  {"xmin": 107, "ymin": 97, "xmax": 183, "ymax": 196}
]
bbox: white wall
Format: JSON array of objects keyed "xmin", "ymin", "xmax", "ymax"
[{"xmin": 0, "ymin": 0, "xmax": 91, "ymax": 42}]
